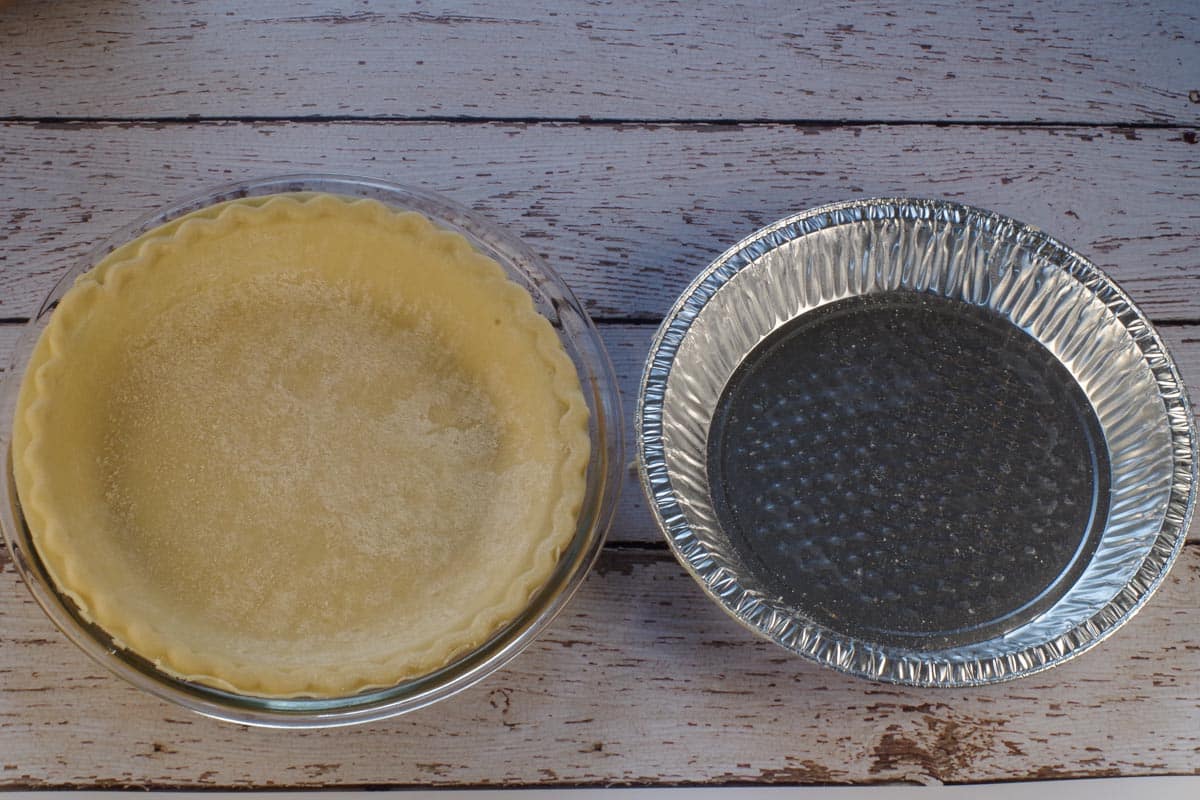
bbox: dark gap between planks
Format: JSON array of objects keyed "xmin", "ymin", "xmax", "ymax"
[{"xmin": 1, "ymin": 116, "xmax": 1196, "ymax": 130}]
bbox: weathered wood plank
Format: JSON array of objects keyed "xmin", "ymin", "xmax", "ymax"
[
  {"xmin": 0, "ymin": 539, "xmax": 1197, "ymax": 788},
  {"xmin": 0, "ymin": 1, "xmax": 1196, "ymax": 124},
  {"xmin": 0, "ymin": 122, "xmax": 1198, "ymax": 321},
  {"xmin": 0, "ymin": 321, "xmax": 1196, "ymax": 545}
]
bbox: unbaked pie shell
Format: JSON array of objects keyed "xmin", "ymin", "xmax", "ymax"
[{"xmin": 13, "ymin": 193, "xmax": 589, "ymax": 698}]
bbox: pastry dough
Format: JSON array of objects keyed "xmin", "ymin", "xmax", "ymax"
[{"xmin": 12, "ymin": 193, "xmax": 589, "ymax": 698}]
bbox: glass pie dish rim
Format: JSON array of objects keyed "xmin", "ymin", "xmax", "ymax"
[{"xmin": 0, "ymin": 173, "xmax": 624, "ymax": 727}]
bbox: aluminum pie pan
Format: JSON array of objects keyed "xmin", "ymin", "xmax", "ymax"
[{"xmin": 637, "ymin": 197, "xmax": 1197, "ymax": 687}]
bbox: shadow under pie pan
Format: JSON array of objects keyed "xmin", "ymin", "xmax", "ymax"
[
  {"xmin": 638, "ymin": 198, "xmax": 1197, "ymax": 687},
  {"xmin": 0, "ymin": 174, "xmax": 623, "ymax": 727}
]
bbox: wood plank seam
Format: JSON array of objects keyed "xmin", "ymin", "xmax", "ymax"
[{"xmin": 0, "ymin": 117, "xmax": 1196, "ymax": 129}]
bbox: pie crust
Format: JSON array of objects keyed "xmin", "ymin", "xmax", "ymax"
[{"xmin": 13, "ymin": 193, "xmax": 590, "ymax": 698}]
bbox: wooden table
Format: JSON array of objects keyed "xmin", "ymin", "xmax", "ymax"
[{"xmin": 1, "ymin": 0, "xmax": 1198, "ymax": 790}]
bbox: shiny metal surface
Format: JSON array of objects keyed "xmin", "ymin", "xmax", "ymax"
[{"xmin": 637, "ymin": 198, "xmax": 1197, "ymax": 686}]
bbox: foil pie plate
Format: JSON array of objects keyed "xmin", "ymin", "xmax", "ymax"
[{"xmin": 637, "ymin": 198, "xmax": 1197, "ymax": 686}]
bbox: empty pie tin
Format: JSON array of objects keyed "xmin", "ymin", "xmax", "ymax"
[{"xmin": 637, "ymin": 198, "xmax": 1197, "ymax": 686}]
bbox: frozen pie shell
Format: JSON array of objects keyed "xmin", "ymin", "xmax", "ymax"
[{"xmin": 12, "ymin": 193, "xmax": 590, "ymax": 698}]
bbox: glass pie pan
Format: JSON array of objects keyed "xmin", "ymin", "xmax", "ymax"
[
  {"xmin": 638, "ymin": 198, "xmax": 1197, "ymax": 687},
  {"xmin": 0, "ymin": 174, "xmax": 624, "ymax": 727}
]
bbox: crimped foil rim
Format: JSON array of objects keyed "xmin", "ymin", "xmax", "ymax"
[{"xmin": 636, "ymin": 197, "xmax": 1197, "ymax": 687}]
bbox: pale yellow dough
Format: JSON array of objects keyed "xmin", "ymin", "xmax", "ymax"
[{"xmin": 13, "ymin": 193, "xmax": 590, "ymax": 698}]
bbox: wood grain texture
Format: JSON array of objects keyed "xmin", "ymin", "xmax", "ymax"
[
  {"xmin": 1, "ymin": 539, "xmax": 1197, "ymax": 788},
  {"xmin": 1, "ymin": 2, "xmax": 1199, "ymax": 778},
  {"xmin": 0, "ymin": 121, "xmax": 1198, "ymax": 321},
  {"xmin": 0, "ymin": 320, "xmax": 1196, "ymax": 547},
  {"xmin": 0, "ymin": 1, "xmax": 1197, "ymax": 124}
]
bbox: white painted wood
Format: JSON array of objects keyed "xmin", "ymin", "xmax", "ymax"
[
  {"xmin": 1, "ymin": 4, "xmax": 1198, "ymax": 780},
  {"xmin": 1, "ymin": 122, "xmax": 1198, "ymax": 321},
  {"xmin": 1, "ymin": 322, "xmax": 1196, "ymax": 545},
  {"xmin": 0, "ymin": 540, "xmax": 1197, "ymax": 788},
  {"xmin": 0, "ymin": 321, "xmax": 1194, "ymax": 786},
  {"xmin": 10, "ymin": 779, "xmax": 1200, "ymax": 798},
  {"xmin": 0, "ymin": 1, "xmax": 1196, "ymax": 123}
]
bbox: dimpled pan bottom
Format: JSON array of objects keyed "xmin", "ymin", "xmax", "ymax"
[{"xmin": 708, "ymin": 292, "xmax": 1109, "ymax": 650}]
